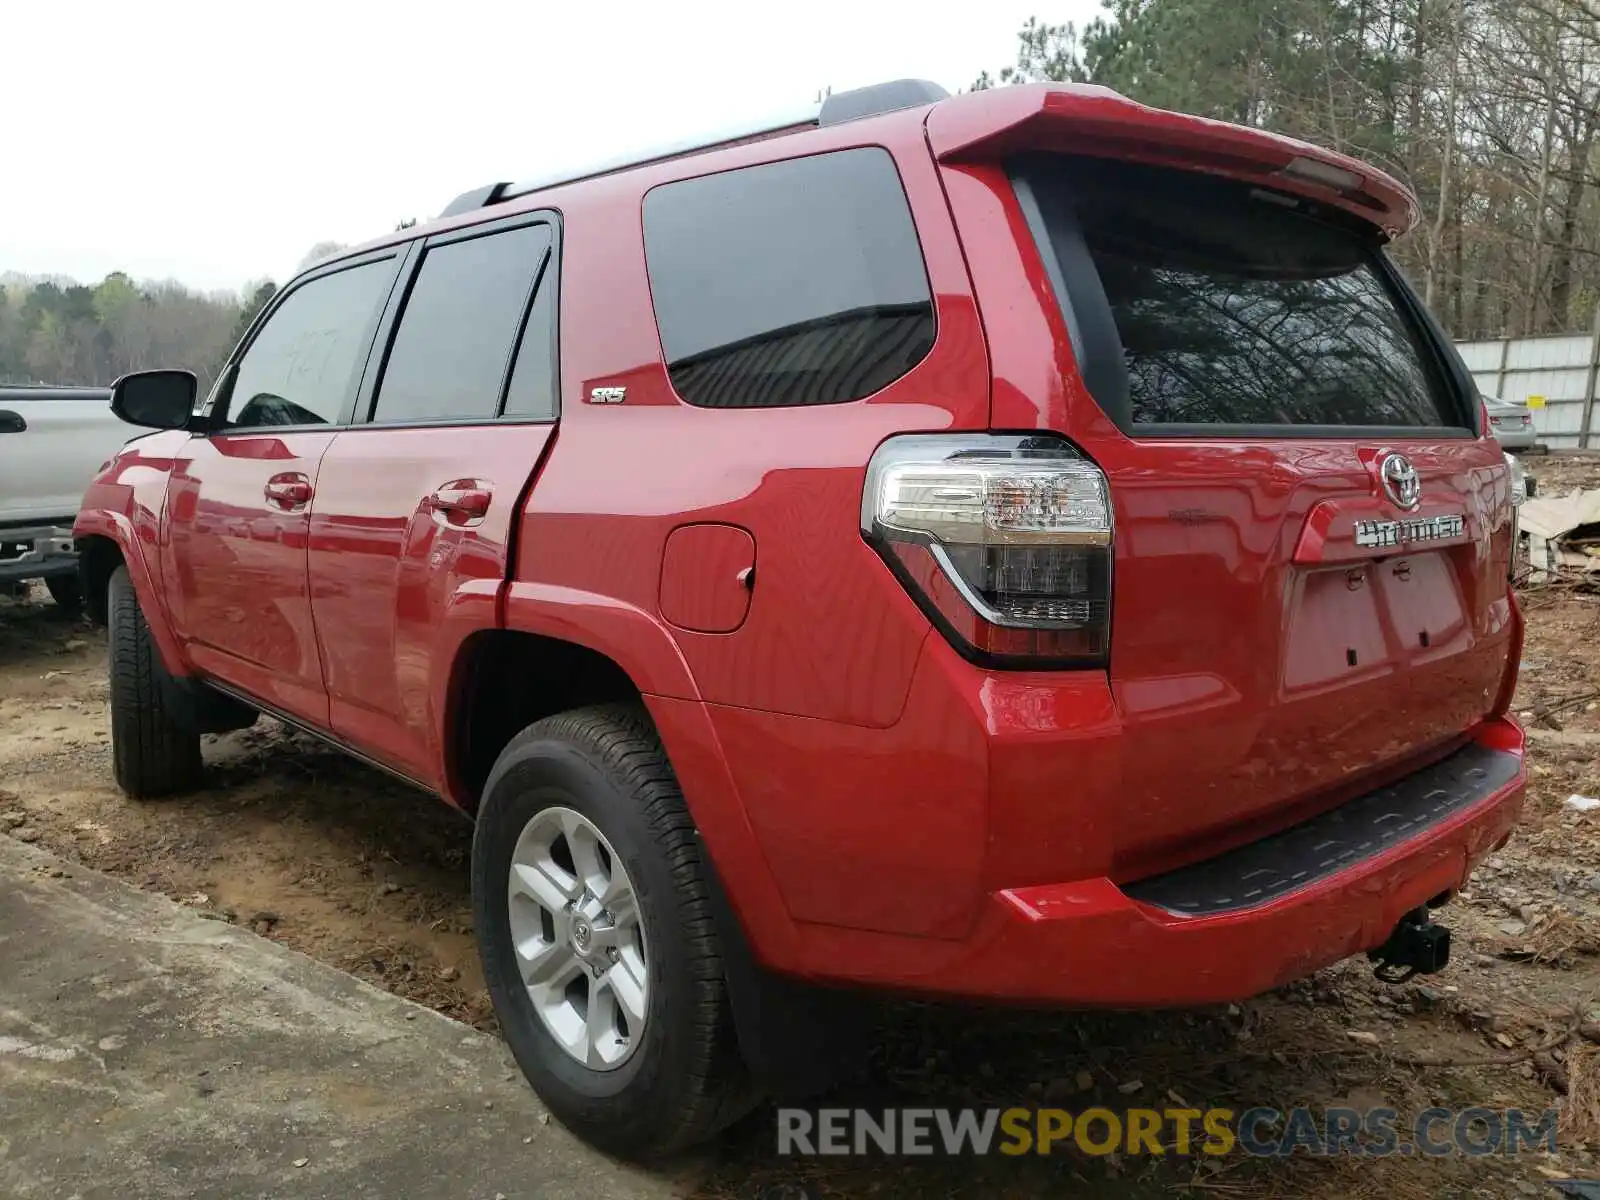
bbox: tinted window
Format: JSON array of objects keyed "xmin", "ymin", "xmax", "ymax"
[
  {"xmin": 226, "ymin": 260, "xmax": 395, "ymax": 428},
  {"xmin": 371, "ymin": 223, "xmax": 551, "ymax": 424},
  {"xmin": 1022, "ymin": 157, "xmax": 1457, "ymax": 429},
  {"xmin": 644, "ymin": 148, "xmax": 934, "ymax": 408},
  {"xmin": 501, "ymin": 254, "xmax": 558, "ymax": 420}
]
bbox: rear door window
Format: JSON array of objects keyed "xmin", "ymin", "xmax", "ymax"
[
  {"xmin": 370, "ymin": 222, "xmax": 551, "ymax": 424},
  {"xmin": 1015, "ymin": 156, "xmax": 1463, "ymax": 431},
  {"xmin": 643, "ymin": 147, "xmax": 934, "ymax": 408}
]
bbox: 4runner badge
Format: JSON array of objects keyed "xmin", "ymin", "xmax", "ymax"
[
  {"xmin": 588, "ymin": 386, "xmax": 627, "ymax": 404},
  {"xmin": 1354, "ymin": 513, "xmax": 1465, "ymax": 549}
]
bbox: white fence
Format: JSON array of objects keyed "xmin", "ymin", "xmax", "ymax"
[{"xmin": 1456, "ymin": 331, "xmax": 1600, "ymax": 449}]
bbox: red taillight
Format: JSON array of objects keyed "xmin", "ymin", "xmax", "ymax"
[{"xmin": 861, "ymin": 434, "xmax": 1113, "ymax": 668}]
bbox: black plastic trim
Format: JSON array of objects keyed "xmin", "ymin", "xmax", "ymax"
[
  {"xmin": 1010, "ymin": 164, "xmax": 1131, "ymax": 427},
  {"xmin": 818, "ymin": 79, "xmax": 949, "ymax": 125},
  {"xmin": 1123, "ymin": 741, "xmax": 1519, "ymax": 916},
  {"xmin": 1127, "ymin": 423, "xmax": 1476, "ymax": 441},
  {"xmin": 439, "ymin": 182, "xmax": 511, "ymax": 218},
  {"xmin": 205, "ymin": 677, "xmax": 439, "ymax": 797}
]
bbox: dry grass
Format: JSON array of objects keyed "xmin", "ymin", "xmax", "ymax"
[
  {"xmin": 1528, "ymin": 910, "xmax": 1600, "ymax": 965},
  {"xmin": 1564, "ymin": 1044, "xmax": 1600, "ymax": 1144}
]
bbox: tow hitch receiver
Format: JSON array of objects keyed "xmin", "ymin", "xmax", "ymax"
[{"xmin": 1368, "ymin": 907, "xmax": 1451, "ymax": 983}]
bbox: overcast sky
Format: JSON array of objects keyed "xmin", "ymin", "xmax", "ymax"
[{"xmin": 4, "ymin": 0, "xmax": 1100, "ymax": 294}]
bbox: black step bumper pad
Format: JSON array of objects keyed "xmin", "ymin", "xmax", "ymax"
[{"xmin": 1123, "ymin": 741, "xmax": 1520, "ymax": 916}]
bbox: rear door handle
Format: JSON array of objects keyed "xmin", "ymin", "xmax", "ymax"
[
  {"xmin": 424, "ymin": 481, "xmax": 492, "ymax": 524},
  {"xmin": 264, "ymin": 472, "xmax": 313, "ymax": 510},
  {"xmin": 0, "ymin": 410, "xmax": 26, "ymax": 433}
]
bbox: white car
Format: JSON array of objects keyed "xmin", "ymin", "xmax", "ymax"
[
  {"xmin": 1, "ymin": 386, "xmax": 134, "ymax": 607},
  {"xmin": 1484, "ymin": 395, "xmax": 1536, "ymax": 450}
]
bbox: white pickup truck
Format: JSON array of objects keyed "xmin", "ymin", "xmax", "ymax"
[{"xmin": 1, "ymin": 386, "xmax": 134, "ymax": 607}]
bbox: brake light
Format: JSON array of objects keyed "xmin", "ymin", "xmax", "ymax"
[{"xmin": 862, "ymin": 434, "xmax": 1112, "ymax": 667}]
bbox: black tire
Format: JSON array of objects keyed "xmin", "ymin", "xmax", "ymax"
[
  {"xmin": 472, "ymin": 703, "xmax": 754, "ymax": 1157},
  {"xmin": 107, "ymin": 566, "xmax": 202, "ymax": 798},
  {"xmin": 45, "ymin": 573, "xmax": 83, "ymax": 614}
]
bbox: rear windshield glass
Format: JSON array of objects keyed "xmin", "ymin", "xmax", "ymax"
[{"xmin": 1017, "ymin": 157, "xmax": 1459, "ymax": 430}]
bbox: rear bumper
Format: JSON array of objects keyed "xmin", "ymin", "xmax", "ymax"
[
  {"xmin": 0, "ymin": 525, "xmax": 78, "ymax": 584},
  {"xmin": 1492, "ymin": 429, "xmax": 1536, "ymax": 450},
  {"xmin": 818, "ymin": 719, "xmax": 1523, "ymax": 1006}
]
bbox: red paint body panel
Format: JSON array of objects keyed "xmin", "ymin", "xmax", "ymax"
[
  {"xmin": 781, "ymin": 721, "xmax": 1522, "ymax": 1004},
  {"xmin": 306, "ymin": 424, "xmax": 554, "ymax": 786},
  {"xmin": 72, "ymin": 82, "xmax": 1527, "ymax": 1012},
  {"xmin": 925, "ymin": 83, "xmax": 1419, "ymax": 237},
  {"xmin": 163, "ymin": 431, "xmax": 336, "ymax": 724},
  {"xmin": 937, "ymin": 154, "xmax": 1517, "ymax": 884},
  {"xmin": 658, "ymin": 524, "xmax": 755, "ymax": 633},
  {"xmin": 73, "ymin": 431, "xmax": 194, "ymax": 675}
]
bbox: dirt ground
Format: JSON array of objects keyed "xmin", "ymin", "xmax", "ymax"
[{"xmin": 5, "ymin": 454, "xmax": 1600, "ymax": 1199}]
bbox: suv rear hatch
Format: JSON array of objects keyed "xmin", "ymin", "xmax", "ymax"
[{"xmin": 931, "ymin": 86, "xmax": 1518, "ymax": 880}]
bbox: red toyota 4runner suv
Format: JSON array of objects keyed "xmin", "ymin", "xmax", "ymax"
[{"xmin": 76, "ymin": 79, "xmax": 1525, "ymax": 1155}]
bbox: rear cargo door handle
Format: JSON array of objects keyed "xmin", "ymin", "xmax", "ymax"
[
  {"xmin": 0, "ymin": 410, "xmax": 25, "ymax": 433},
  {"xmin": 424, "ymin": 480, "xmax": 492, "ymax": 526},
  {"xmin": 264, "ymin": 472, "xmax": 313, "ymax": 511}
]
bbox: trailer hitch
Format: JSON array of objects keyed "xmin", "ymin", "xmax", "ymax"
[{"xmin": 1368, "ymin": 907, "xmax": 1451, "ymax": 984}]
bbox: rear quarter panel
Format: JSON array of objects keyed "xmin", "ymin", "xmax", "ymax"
[{"xmin": 513, "ymin": 113, "xmax": 989, "ymax": 728}]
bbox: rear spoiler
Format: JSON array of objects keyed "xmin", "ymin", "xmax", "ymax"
[{"xmin": 926, "ymin": 84, "xmax": 1417, "ymax": 240}]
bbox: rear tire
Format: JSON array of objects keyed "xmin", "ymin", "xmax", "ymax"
[
  {"xmin": 108, "ymin": 566, "xmax": 202, "ymax": 798},
  {"xmin": 472, "ymin": 703, "xmax": 754, "ymax": 1157},
  {"xmin": 45, "ymin": 573, "xmax": 83, "ymax": 614}
]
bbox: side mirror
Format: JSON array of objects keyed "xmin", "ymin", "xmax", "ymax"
[{"xmin": 111, "ymin": 369, "xmax": 198, "ymax": 431}]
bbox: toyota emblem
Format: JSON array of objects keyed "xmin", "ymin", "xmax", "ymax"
[{"xmin": 1378, "ymin": 452, "xmax": 1421, "ymax": 511}]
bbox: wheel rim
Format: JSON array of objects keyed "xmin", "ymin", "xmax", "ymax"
[{"xmin": 506, "ymin": 805, "xmax": 648, "ymax": 1070}]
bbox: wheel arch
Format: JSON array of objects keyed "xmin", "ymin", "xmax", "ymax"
[
  {"xmin": 444, "ymin": 626, "xmax": 647, "ymax": 813},
  {"xmin": 77, "ymin": 533, "xmax": 125, "ymax": 627},
  {"xmin": 450, "ymin": 582, "xmax": 803, "ymax": 974},
  {"xmin": 72, "ymin": 512, "xmax": 189, "ymax": 676}
]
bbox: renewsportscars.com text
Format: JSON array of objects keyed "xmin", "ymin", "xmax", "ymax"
[{"xmin": 777, "ymin": 1106, "xmax": 1560, "ymax": 1158}]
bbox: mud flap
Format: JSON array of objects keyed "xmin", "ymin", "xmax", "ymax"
[{"xmin": 699, "ymin": 842, "xmax": 874, "ymax": 1097}]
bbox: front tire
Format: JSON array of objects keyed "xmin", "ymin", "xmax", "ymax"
[
  {"xmin": 107, "ymin": 566, "xmax": 202, "ymax": 798},
  {"xmin": 472, "ymin": 704, "xmax": 753, "ymax": 1157}
]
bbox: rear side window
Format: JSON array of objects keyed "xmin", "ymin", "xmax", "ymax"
[
  {"xmin": 643, "ymin": 148, "xmax": 934, "ymax": 408},
  {"xmin": 1015, "ymin": 156, "xmax": 1461, "ymax": 430},
  {"xmin": 501, "ymin": 262, "xmax": 558, "ymax": 420},
  {"xmin": 371, "ymin": 222, "xmax": 552, "ymax": 424},
  {"xmin": 225, "ymin": 259, "xmax": 395, "ymax": 429}
]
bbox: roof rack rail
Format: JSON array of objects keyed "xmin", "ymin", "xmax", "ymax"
[{"xmin": 435, "ymin": 77, "xmax": 950, "ymax": 220}]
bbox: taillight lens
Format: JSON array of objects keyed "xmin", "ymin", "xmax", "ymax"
[{"xmin": 861, "ymin": 434, "xmax": 1112, "ymax": 668}]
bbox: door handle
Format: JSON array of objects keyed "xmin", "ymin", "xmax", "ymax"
[
  {"xmin": 264, "ymin": 472, "xmax": 313, "ymax": 510},
  {"xmin": 424, "ymin": 483, "xmax": 492, "ymax": 522},
  {"xmin": 0, "ymin": 410, "xmax": 26, "ymax": 433}
]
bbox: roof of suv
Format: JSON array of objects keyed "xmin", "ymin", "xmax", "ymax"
[{"xmin": 325, "ymin": 78, "xmax": 1419, "ymax": 276}]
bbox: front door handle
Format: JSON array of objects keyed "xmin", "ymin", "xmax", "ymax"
[
  {"xmin": 424, "ymin": 481, "xmax": 492, "ymax": 524},
  {"xmin": 264, "ymin": 472, "xmax": 313, "ymax": 511},
  {"xmin": 0, "ymin": 410, "xmax": 26, "ymax": 433}
]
